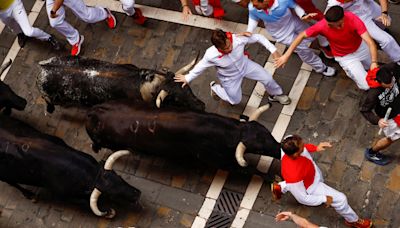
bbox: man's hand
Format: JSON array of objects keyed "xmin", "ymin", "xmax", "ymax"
[
  {"xmin": 316, "ymin": 142, "xmax": 332, "ymax": 152},
  {"xmin": 271, "ymin": 51, "xmax": 281, "ymax": 61},
  {"xmin": 378, "ymin": 118, "xmax": 389, "ymax": 128},
  {"xmin": 370, "ymin": 62, "xmax": 379, "ymax": 70},
  {"xmin": 274, "ymin": 54, "xmax": 289, "ymax": 68},
  {"xmin": 182, "ymin": 5, "xmax": 192, "ymax": 21},
  {"xmin": 301, "ymin": 13, "xmax": 317, "ymax": 22},
  {"xmin": 174, "ymin": 74, "xmax": 188, "ymax": 88},
  {"xmin": 378, "ymin": 13, "xmax": 391, "ymax": 27},
  {"xmin": 237, "ymin": 32, "xmax": 252, "ymax": 37},
  {"xmin": 325, "ymin": 195, "xmax": 333, "ymax": 208},
  {"xmin": 275, "ymin": 211, "xmax": 292, "ymax": 221}
]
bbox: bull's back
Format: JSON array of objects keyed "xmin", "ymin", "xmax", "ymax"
[
  {"xmin": 38, "ymin": 56, "xmax": 141, "ymax": 106},
  {"xmin": 86, "ymin": 102, "xmax": 240, "ymax": 157}
]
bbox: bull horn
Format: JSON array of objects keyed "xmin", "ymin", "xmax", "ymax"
[
  {"xmin": 0, "ymin": 59, "xmax": 12, "ymax": 76},
  {"xmin": 249, "ymin": 104, "xmax": 271, "ymax": 121},
  {"xmin": 156, "ymin": 90, "xmax": 169, "ymax": 108},
  {"xmin": 104, "ymin": 150, "xmax": 130, "ymax": 170},
  {"xmin": 175, "ymin": 52, "xmax": 200, "ymax": 75},
  {"xmin": 235, "ymin": 142, "xmax": 248, "ymax": 167},
  {"xmin": 90, "ymin": 188, "xmax": 116, "ymax": 218}
]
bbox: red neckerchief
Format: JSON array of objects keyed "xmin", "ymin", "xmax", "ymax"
[
  {"xmin": 264, "ymin": 0, "xmax": 275, "ymax": 14},
  {"xmin": 218, "ymin": 32, "xmax": 233, "ymax": 58},
  {"xmin": 366, "ymin": 67, "xmax": 381, "ymax": 88}
]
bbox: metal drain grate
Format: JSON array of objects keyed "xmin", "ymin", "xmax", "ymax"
[{"xmin": 205, "ymin": 189, "xmax": 244, "ymax": 228}]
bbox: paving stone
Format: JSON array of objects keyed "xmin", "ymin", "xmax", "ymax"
[
  {"xmin": 297, "ymin": 86, "xmax": 317, "ymax": 111},
  {"xmin": 171, "ymin": 174, "xmax": 187, "ymax": 188},
  {"xmin": 326, "ymin": 160, "xmax": 347, "ymax": 185},
  {"xmin": 180, "ymin": 213, "xmax": 194, "ymax": 227},
  {"xmin": 386, "ymin": 165, "xmax": 400, "ymax": 192},
  {"xmin": 360, "ymin": 161, "xmax": 376, "ymax": 183},
  {"xmin": 375, "ymin": 189, "xmax": 399, "ymax": 222},
  {"xmin": 245, "ymin": 210, "xmax": 295, "ymax": 228},
  {"xmin": 155, "ymin": 185, "xmax": 204, "ymax": 215},
  {"xmin": 329, "ymin": 78, "xmax": 352, "ymax": 102}
]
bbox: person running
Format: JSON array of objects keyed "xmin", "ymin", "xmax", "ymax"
[
  {"xmin": 247, "ymin": 0, "xmax": 336, "ymax": 77},
  {"xmin": 275, "ymin": 135, "xmax": 372, "ymax": 228},
  {"xmin": 275, "ymin": 6, "xmax": 378, "ymax": 90},
  {"xmin": 361, "ymin": 62, "xmax": 400, "ymax": 165},
  {"xmin": 45, "ymin": 0, "xmax": 117, "ymax": 56},
  {"xmin": 0, "ymin": 0, "xmax": 60, "ymax": 49},
  {"xmin": 174, "ymin": 29, "xmax": 291, "ymax": 105},
  {"xmin": 326, "ymin": 0, "xmax": 400, "ymax": 64}
]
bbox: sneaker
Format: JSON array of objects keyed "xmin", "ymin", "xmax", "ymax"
[
  {"xmin": 210, "ymin": 81, "xmax": 220, "ymax": 101},
  {"xmin": 71, "ymin": 35, "xmax": 84, "ymax": 56},
  {"xmin": 271, "ymin": 182, "xmax": 282, "ymax": 200},
  {"xmin": 344, "ymin": 218, "xmax": 372, "ymax": 228},
  {"xmin": 268, "ymin": 94, "xmax": 291, "ymax": 105},
  {"xmin": 132, "ymin": 8, "xmax": 146, "ymax": 25},
  {"xmin": 364, "ymin": 148, "xmax": 391, "ymax": 166},
  {"xmin": 48, "ymin": 35, "xmax": 61, "ymax": 51},
  {"xmin": 17, "ymin": 33, "xmax": 28, "ymax": 48},
  {"xmin": 321, "ymin": 66, "xmax": 336, "ymax": 77},
  {"xmin": 320, "ymin": 45, "xmax": 334, "ymax": 59},
  {"xmin": 105, "ymin": 8, "xmax": 117, "ymax": 29},
  {"xmin": 388, "ymin": 0, "xmax": 399, "ymax": 4}
]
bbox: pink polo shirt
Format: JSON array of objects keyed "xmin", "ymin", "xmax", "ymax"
[{"xmin": 305, "ymin": 11, "xmax": 367, "ymax": 57}]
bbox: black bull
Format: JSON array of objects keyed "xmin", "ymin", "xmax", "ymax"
[
  {"xmin": 86, "ymin": 101, "xmax": 281, "ymax": 174},
  {"xmin": 37, "ymin": 56, "xmax": 205, "ymax": 113},
  {"xmin": 0, "ymin": 59, "xmax": 27, "ymax": 114},
  {"xmin": 0, "ymin": 115, "xmax": 140, "ymax": 218}
]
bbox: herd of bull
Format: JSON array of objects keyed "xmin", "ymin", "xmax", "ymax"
[{"xmin": 0, "ymin": 56, "xmax": 281, "ymax": 218}]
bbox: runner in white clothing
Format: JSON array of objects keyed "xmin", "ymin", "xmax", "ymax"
[
  {"xmin": 45, "ymin": 0, "xmax": 117, "ymax": 56},
  {"xmin": 174, "ymin": 29, "xmax": 291, "ymax": 105},
  {"xmin": 119, "ymin": 0, "xmax": 146, "ymax": 25},
  {"xmin": 326, "ymin": 0, "xmax": 400, "ymax": 63},
  {"xmin": 0, "ymin": 0, "xmax": 60, "ymax": 49}
]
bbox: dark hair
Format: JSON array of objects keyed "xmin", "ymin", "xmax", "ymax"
[
  {"xmin": 376, "ymin": 65, "xmax": 394, "ymax": 84},
  {"xmin": 281, "ymin": 135, "xmax": 303, "ymax": 155},
  {"xmin": 211, "ymin": 29, "xmax": 228, "ymax": 50},
  {"xmin": 325, "ymin": 6, "xmax": 344, "ymax": 22}
]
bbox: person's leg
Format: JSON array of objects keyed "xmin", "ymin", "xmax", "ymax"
[
  {"xmin": 372, "ymin": 137, "xmax": 393, "ymax": 151},
  {"xmin": 46, "ymin": 0, "xmax": 80, "ymax": 45},
  {"xmin": 0, "ymin": 1, "xmax": 23, "ymax": 33},
  {"xmin": 12, "ymin": 0, "xmax": 50, "ymax": 40},
  {"xmin": 312, "ymin": 182, "xmax": 359, "ymax": 223},
  {"xmin": 63, "ymin": 0, "xmax": 107, "ymax": 23},
  {"xmin": 211, "ymin": 75, "xmax": 243, "ymax": 105},
  {"xmin": 365, "ymin": 19, "xmax": 400, "ymax": 62},
  {"xmin": 119, "ymin": 0, "xmax": 135, "ymax": 16}
]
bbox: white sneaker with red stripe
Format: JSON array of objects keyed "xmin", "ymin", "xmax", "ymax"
[
  {"xmin": 105, "ymin": 8, "xmax": 117, "ymax": 29},
  {"xmin": 71, "ymin": 35, "xmax": 84, "ymax": 56}
]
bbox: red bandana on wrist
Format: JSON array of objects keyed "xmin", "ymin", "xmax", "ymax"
[{"xmin": 218, "ymin": 32, "xmax": 233, "ymax": 58}]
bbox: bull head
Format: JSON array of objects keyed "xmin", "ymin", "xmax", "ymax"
[
  {"xmin": 235, "ymin": 104, "xmax": 271, "ymax": 167},
  {"xmin": 90, "ymin": 150, "xmax": 131, "ymax": 218}
]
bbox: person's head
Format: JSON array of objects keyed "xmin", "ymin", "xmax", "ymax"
[
  {"xmin": 325, "ymin": 6, "xmax": 345, "ymax": 29},
  {"xmin": 376, "ymin": 66, "xmax": 395, "ymax": 88},
  {"xmin": 251, "ymin": 0, "xmax": 270, "ymax": 10},
  {"xmin": 281, "ymin": 135, "xmax": 304, "ymax": 159},
  {"xmin": 211, "ymin": 29, "xmax": 232, "ymax": 54}
]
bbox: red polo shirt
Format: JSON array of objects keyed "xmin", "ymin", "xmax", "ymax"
[{"xmin": 305, "ymin": 11, "xmax": 367, "ymax": 57}]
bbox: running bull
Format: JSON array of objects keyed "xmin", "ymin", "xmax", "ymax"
[
  {"xmin": 0, "ymin": 115, "xmax": 140, "ymax": 218},
  {"xmin": 86, "ymin": 100, "xmax": 281, "ymax": 173},
  {"xmin": 0, "ymin": 60, "xmax": 27, "ymax": 115},
  {"xmin": 37, "ymin": 56, "xmax": 205, "ymax": 113}
]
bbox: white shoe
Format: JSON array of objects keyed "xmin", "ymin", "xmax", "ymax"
[
  {"xmin": 320, "ymin": 66, "xmax": 336, "ymax": 77},
  {"xmin": 268, "ymin": 94, "xmax": 291, "ymax": 105}
]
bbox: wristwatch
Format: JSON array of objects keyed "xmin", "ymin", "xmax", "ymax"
[{"xmin": 50, "ymin": 10, "xmax": 56, "ymax": 15}]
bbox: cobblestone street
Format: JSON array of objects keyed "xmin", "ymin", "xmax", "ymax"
[{"xmin": 0, "ymin": 0, "xmax": 399, "ymax": 227}]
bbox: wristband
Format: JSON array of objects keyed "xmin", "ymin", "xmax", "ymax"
[
  {"xmin": 182, "ymin": 4, "xmax": 189, "ymax": 9},
  {"xmin": 50, "ymin": 10, "xmax": 56, "ymax": 15},
  {"xmin": 382, "ymin": 11, "xmax": 388, "ymax": 15}
]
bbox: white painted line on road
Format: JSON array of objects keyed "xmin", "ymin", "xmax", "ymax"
[{"xmin": 1, "ymin": 0, "xmax": 44, "ymax": 81}]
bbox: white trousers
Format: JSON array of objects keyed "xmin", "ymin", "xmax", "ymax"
[
  {"xmin": 365, "ymin": 19, "xmax": 400, "ymax": 62},
  {"xmin": 279, "ymin": 181, "xmax": 359, "ymax": 222},
  {"xmin": 45, "ymin": 0, "xmax": 107, "ymax": 45},
  {"xmin": 212, "ymin": 59, "xmax": 283, "ymax": 105},
  {"xmin": 120, "ymin": 0, "xmax": 135, "ymax": 16},
  {"xmin": 335, "ymin": 41, "xmax": 370, "ymax": 90},
  {"xmin": 0, "ymin": 0, "xmax": 50, "ymax": 40},
  {"xmin": 278, "ymin": 17, "xmax": 327, "ymax": 73},
  {"xmin": 194, "ymin": 0, "xmax": 213, "ymax": 16}
]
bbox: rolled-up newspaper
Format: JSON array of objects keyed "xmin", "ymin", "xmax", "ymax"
[{"xmin": 379, "ymin": 107, "xmax": 392, "ymax": 135}]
